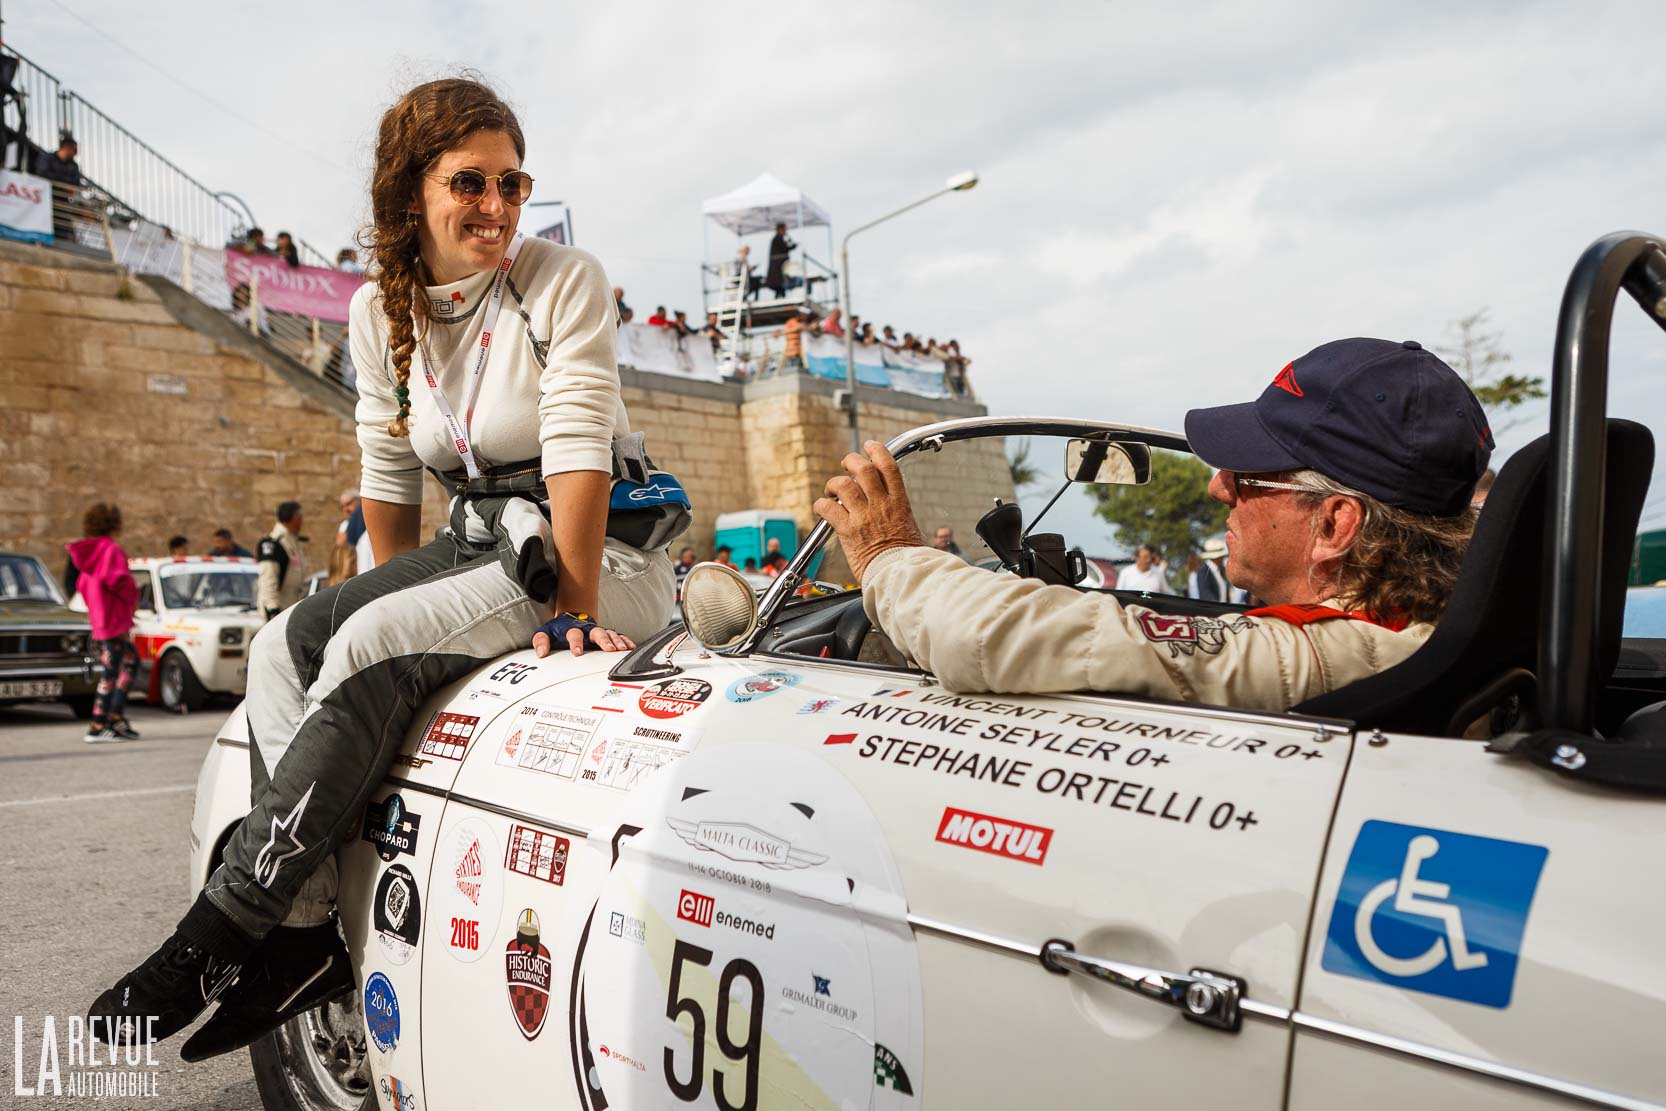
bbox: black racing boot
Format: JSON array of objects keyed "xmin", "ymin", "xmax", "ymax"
[
  {"xmin": 180, "ymin": 920, "xmax": 354, "ymax": 1063},
  {"xmin": 88, "ymin": 895, "xmax": 253, "ymax": 1046}
]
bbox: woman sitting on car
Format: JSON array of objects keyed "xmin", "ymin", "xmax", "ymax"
[{"xmin": 92, "ymin": 77, "xmax": 684, "ymax": 1058}]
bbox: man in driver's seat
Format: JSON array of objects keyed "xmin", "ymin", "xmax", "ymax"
[{"xmin": 815, "ymin": 338, "xmax": 1494, "ymax": 710}]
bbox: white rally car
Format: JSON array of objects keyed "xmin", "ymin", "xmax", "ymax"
[
  {"xmin": 128, "ymin": 557, "xmax": 265, "ymax": 712},
  {"xmin": 187, "ymin": 233, "xmax": 1666, "ymax": 1111}
]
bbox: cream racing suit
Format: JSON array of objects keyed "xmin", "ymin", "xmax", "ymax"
[
  {"xmin": 255, "ymin": 522, "xmax": 308, "ymax": 617},
  {"xmin": 861, "ymin": 547, "xmax": 1432, "ymax": 710}
]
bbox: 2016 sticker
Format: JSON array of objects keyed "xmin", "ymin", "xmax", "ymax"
[{"xmin": 364, "ymin": 972, "xmax": 401, "ymax": 1052}]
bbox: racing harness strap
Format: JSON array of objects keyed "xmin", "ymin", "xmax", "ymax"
[{"xmin": 1246, "ymin": 603, "xmax": 1411, "ymax": 632}]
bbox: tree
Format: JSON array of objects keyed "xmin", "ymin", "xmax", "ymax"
[
  {"xmin": 1008, "ymin": 438, "xmax": 1040, "ymax": 490},
  {"xmin": 1088, "ymin": 449, "xmax": 1226, "ymax": 588},
  {"xmin": 1435, "ymin": 309, "xmax": 1546, "ymax": 436}
]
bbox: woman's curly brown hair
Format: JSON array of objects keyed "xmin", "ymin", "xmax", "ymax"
[
  {"xmin": 82, "ymin": 502, "xmax": 122, "ymax": 537},
  {"xmin": 1292, "ymin": 469, "xmax": 1478, "ymax": 625},
  {"xmin": 356, "ymin": 77, "xmax": 524, "ymax": 437}
]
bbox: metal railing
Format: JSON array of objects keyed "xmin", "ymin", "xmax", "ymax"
[{"xmin": 2, "ymin": 44, "xmax": 332, "ymax": 265}]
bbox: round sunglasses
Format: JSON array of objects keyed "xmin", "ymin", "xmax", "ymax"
[{"xmin": 424, "ymin": 168, "xmax": 535, "ymax": 207}]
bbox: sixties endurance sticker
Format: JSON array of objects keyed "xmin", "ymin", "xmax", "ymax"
[
  {"xmin": 563, "ymin": 744, "xmax": 925, "ymax": 1111},
  {"xmin": 1321, "ymin": 820, "xmax": 1549, "ymax": 1009},
  {"xmin": 437, "ymin": 817, "xmax": 503, "ymax": 964},
  {"xmin": 373, "ymin": 864, "xmax": 422, "ymax": 965}
]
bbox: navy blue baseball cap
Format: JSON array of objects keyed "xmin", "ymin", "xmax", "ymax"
[{"xmin": 1184, "ymin": 337, "xmax": 1494, "ymax": 516}]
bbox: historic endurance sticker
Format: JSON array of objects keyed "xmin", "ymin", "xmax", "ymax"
[
  {"xmin": 373, "ymin": 864, "xmax": 422, "ymax": 965},
  {"xmin": 505, "ymin": 908, "xmax": 553, "ymax": 1040},
  {"xmin": 562, "ymin": 745, "xmax": 925, "ymax": 1111}
]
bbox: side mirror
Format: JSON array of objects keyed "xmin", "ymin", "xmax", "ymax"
[
  {"xmin": 1065, "ymin": 439, "xmax": 1151, "ymax": 485},
  {"xmin": 680, "ymin": 562, "xmax": 759, "ymax": 650}
]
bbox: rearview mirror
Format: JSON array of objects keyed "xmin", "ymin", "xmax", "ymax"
[{"xmin": 1064, "ymin": 439, "xmax": 1151, "ymax": 485}]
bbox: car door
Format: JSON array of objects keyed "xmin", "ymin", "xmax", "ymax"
[{"xmin": 1290, "ymin": 732, "xmax": 1666, "ymax": 1110}]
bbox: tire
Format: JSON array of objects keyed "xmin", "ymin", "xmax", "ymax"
[
  {"xmin": 65, "ymin": 695, "xmax": 95, "ymax": 720},
  {"xmin": 158, "ymin": 651, "xmax": 207, "ymax": 713},
  {"xmin": 248, "ymin": 996, "xmax": 372, "ymax": 1111}
]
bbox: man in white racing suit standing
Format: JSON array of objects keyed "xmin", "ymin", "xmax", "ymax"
[{"xmin": 815, "ymin": 338, "xmax": 1494, "ymax": 711}]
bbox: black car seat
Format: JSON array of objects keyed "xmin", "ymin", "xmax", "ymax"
[{"xmin": 1293, "ymin": 419, "xmax": 1654, "ymax": 736}]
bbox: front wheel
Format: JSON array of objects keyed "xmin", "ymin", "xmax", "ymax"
[
  {"xmin": 158, "ymin": 651, "xmax": 206, "ymax": 713},
  {"xmin": 248, "ymin": 996, "xmax": 372, "ymax": 1111}
]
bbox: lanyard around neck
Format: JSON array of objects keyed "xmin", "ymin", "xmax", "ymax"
[{"xmin": 414, "ymin": 232, "xmax": 525, "ymax": 479}]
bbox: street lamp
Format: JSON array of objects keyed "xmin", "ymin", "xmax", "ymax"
[{"xmin": 840, "ymin": 171, "xmax": 978, "ymax": 452}]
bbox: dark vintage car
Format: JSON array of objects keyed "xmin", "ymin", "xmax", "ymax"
[{"xmin": 0, "ymin": 552, "xmax": 98, "ymax": 718}]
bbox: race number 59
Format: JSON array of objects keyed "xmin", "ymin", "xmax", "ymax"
[{"xmin": 663, "ymin": 939, "xmax": 764, "ymax": 1111}]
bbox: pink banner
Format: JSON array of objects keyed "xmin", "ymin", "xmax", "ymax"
[{"xmin": 223, "ymin": 251, "xmax": 365, "ymax": 323}]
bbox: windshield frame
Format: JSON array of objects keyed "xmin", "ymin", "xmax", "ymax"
[
  {"xmin": 155, "ymin": 563, "xmax": 260, "ymax": 610},
  {"xmin": 0, "ymin": 554, "xmax": 69, "ymax": 605},
  {"xmin": 731, "ymin": 416, "xmax": 1190, "ymax": 655}
]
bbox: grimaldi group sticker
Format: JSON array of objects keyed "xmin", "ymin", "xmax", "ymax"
[{"xmin": 10, "ymin": 1015, "xmax": 162, "ymax": 1099}]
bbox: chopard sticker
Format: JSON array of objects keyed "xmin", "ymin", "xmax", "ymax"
[
  {"xmin": 505, "ymin": 823, "xmax": 569, "ymax": 886},
  {"xmin": 363, "ymin": 793, "xmax": 421, "ymax": 862},
  {"xmin": 418, "ymin": 712, "xmax": 480, "ymax": 760},
  {"xmin": 639, "ymin": 678, "xmax": 712, "ymax": 719}
]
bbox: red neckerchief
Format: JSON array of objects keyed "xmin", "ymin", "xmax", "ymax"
[{"xmin": 1246, "ymin": 602, "xmax": 1412, "ymax": 633}]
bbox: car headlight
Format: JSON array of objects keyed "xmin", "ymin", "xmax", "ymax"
[
  {"xmin": 61, "ymin": 634, "xmax": 88, "ymax": 655},
  {"xmin": 219, "ymin": 627, "xmax": 244, "ymax": 646}
]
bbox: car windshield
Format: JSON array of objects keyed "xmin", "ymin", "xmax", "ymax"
[
  {"xmin": 1623, "ymin": 587, "xmax": 1666, "ymax": 638},
  {"xmin": 0, "ymin": 555, "xmax": 67, "ymax": 604},
  {"xmin": 157, "ymin": 565, "xmax": 258, "ymax": 609}
]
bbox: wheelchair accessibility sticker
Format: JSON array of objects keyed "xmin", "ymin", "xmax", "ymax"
[{"xmin": 1322, "ymin": 820, "xmax": 1548, "ymax": 1008}]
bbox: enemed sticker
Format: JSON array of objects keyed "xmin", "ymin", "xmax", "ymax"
[{"xmin": 1321, "ymin": 820, "xmax": 1548, "ymax": 1008}]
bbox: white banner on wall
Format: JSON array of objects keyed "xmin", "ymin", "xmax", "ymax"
[
  {"xmin": 0, "ymin": 170, "xmax": 53, "ymax": 245},
  {"xmin": 616, "ymin": 322, "xmax": 726, "ymax": 382}
]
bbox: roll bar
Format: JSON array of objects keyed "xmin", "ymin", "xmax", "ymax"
[{"xmin": 1542, "ymin": 231, "xmax": 1666, "ymax": 733}]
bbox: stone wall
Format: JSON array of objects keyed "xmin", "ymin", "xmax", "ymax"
[{"xmin": 1, "ymin": 240, "xmax": 996, "ymax": 588}]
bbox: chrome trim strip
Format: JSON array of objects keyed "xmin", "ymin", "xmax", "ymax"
[
  {"xmin": 905, "ymin": 913, "xmax": 1041, "ymax": 960},
  {"xmin": 382, "ymin": 775, "xmax": 591, "ymax": 840},
  {"xmin": 1293, "ymin": 1013, "xmax": 1664, "ymax": 1111},
  {"xmin": 1240, "ymin": 998, "xmax": 1292, "ymax": 1023}
]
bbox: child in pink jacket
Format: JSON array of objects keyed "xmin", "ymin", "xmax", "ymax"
[{"xmin": 65, "ymin": 503, "xmax": 140, "ymax": 742}]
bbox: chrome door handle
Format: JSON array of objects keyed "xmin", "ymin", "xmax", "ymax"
[{"xmin": 1040, "ymin": 941, "xmax": 1244, "ymax": 1033}]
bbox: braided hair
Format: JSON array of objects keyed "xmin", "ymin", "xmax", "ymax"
[{"xmin": 356, "ymin": 77, "xmax": 525, "ymax": 437}]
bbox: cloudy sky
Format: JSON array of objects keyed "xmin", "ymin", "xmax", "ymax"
[{"xmin": 9, "ymin": 0, "xmax": 1666, "ymax": 549}]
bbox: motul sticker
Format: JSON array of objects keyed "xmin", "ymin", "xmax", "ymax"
[
  {"xmin": 935, "ymin": 806, "xmax": 1052, "ymax": 865},
  {"xmin": 640, "ymin": 678, "xmax": 712, "ymax": 719}
]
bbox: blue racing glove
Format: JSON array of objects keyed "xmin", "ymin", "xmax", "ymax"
[{"xmin": 537, "ymin": 611, "xmax": 599, "ymax": 649}]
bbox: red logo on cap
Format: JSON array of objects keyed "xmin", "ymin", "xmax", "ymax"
[{"xmin": 1272, "ymin": 362, "xmax": 1303, "ymax": 397}]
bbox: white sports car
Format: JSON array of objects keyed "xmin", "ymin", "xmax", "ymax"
[
  {"xmin": 127, "ymin": 557, "xmax": 264, "ymax": 711},
  {"xmin": 187, "ymin": 233, "xmax": 1666, "ymax": 1111}
]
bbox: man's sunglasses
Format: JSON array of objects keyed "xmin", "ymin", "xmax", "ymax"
[
  {"xmin": 1226, "ymin": 471, "xmax": 1309, "ymax": 498},
  {"xmin": 424, "ymin": 169, "xmax": 535, "ymax": 207}
]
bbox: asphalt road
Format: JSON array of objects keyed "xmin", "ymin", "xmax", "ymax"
[{"xmin": 0, "ymin": 700, "xmax": 262, "ymax": 1110}]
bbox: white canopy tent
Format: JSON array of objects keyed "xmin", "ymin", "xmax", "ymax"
[{"xmin": 701, "ymin": 172, "xmax": 831, "ymax": 235}]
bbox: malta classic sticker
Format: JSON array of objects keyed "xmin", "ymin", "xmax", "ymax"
[
  {"xmin": 363, "ymin": 793, "xmax": 421, "ymax": 862},
  {"xmin": 373, "ymin": 864, "xmax": 422, "ymax": 965},
  {"xmin": 1321, "ymin": 820, "xmax": 1549, "ymax": 1008},
  {"xmin": 638, "ymin": 677, "xmax": 711, "ymax": 719},
  {"xmin": 437, "ymin": 817, "xmax": 503, "ymax": 964},
  {"xmin": 505, "ymin": 908, "xmax": 552, "ymax": 1040},
  {"xmin": 562, "ymin": 744, "xmax": 925, "ymax": 1111},
  {"xmin": 725, "ymin": 669, "xmax": 801, "ymax": 704},
  {"xmin": 364, "ymin": 972, "xmax": 400, "ymax": 1052}
]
